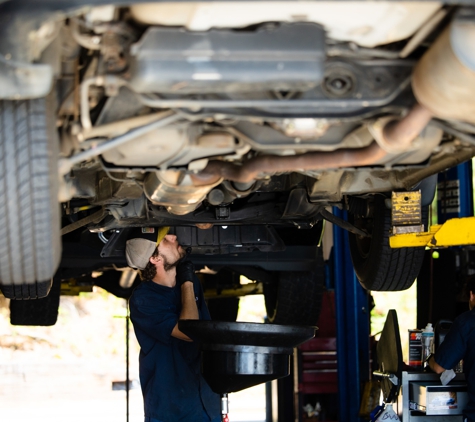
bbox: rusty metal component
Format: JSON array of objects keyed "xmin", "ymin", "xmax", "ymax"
[
  {"xmin": 144, "ymin": 170, "xmax": 222, "ymax": 215},
  {"xmin": 391, "ymin": 191, "xmax": 424, "ymax": 234},
  {"xmin": 192, "ymin": 142, "xmax": 390, "ymax": 185},
  {"xmin": 400, "ymin": 143, "xmax": 475, "ymax": 189},
  {"xmin": 193, "ymin": 145, "xmax": 407, "ymax": 187},
  {"xmin": 380, "ymin": 104, "xmax": 433, "ymax": 152},
  {"xmin": 101, "ymin": 29, "xmax": 128, "ymax": 73},
  {"xmin": 192, "ymin": 101, "xmax": 438, "ymax": 186},
  {"xmin": 60, "ymin": 208, "xmax": 107, "ymax": 235},
  {"xmin": 412, "ymin": 16, "xmax": 475, "ymax": 124},
  {"xmin": 70, "ymin": 18, "xmax": 101, "ymax": 50}
]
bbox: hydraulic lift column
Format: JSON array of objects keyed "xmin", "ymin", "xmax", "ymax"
[{"xmin": 333, "ymin": 208, "xmax": 371, "ymax": 421}]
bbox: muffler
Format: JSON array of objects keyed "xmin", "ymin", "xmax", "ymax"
[{"xmin": 412, "ymin": 8, "xmax": 475, "ymax": 124}]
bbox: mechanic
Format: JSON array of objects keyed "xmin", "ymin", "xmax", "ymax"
[
  {"xmin": 429, "ymin": 277, "xmax": 475, "ymax": 422},
  {"xmin": 126, "ymin": 227, "xmax": 221, "ymax": 422}
]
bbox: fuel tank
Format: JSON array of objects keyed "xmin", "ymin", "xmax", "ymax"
[{"xmin": 128, "ymin": 23, "xmax": 325, "ymax": 94}]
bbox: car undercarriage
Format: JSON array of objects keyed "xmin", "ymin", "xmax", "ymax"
[{"xmin": 1, "ymin": 0, "xmax": 475, "ymax": 325}]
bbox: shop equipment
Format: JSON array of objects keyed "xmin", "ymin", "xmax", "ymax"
[
  {"xmin": 178, "ymin": 320, "xmax": 316, "ymax": 422},
  {"xmin": 374, "ymin": 310, "xmax": 467, "ymax": 421}
]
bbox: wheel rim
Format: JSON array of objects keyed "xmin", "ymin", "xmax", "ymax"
[
  {"xmin": 355, "ymin": 232, "xmax": 371, "ymax": 259},
  {"xmin": 353, "ymin": 216, "xmax": 372, "ymax": 260}
]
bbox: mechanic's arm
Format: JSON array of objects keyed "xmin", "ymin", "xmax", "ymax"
[
  {"xmin": 428, "ymin": 355, "xmax": 447, "ymax": 374},
  {"xmin": 428, "ymin": 319, "xmax": 466, "ymax": 375},
  {"xmin": 171, "ymin": 261, "xmax": 199, "ymax": 341}
]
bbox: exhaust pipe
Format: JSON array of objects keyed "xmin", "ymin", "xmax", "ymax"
[
  {"xmin": 194, "ymin": 12, "xmax": 475, "ymax": 186},
  {"xmin": 192, "ymin": 141, "xmax": 392, "ymax": 186},
  {"xmin": 191, "ymin": 103, "xmax": 434, "ymax": 186}
]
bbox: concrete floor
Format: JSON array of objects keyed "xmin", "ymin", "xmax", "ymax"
[
  {"xmin": 0, "ymin": 288, "xmax": 269, "ymax": 421},
  {"xmin": 0, "ymin": 361, "xmax": 266, "ymax": 422}
]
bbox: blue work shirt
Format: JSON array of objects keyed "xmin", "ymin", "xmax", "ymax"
[
  {"xmin": 435, "ymin": 308, "xmax": 475, "ymax": 422},
  {"xmin": 129, "ymin": 277, "xmax": 220, "ymax": 422}
]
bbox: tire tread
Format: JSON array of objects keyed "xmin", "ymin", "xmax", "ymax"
[
  {"xmin": 266, "ymin": 249, "xmax": 325, "ymax": 326},
  {"xmin": 349, "ymin": 195, "xmax": 425, "ymax": 291},
  {"xmin": 0, "ymin": 97, "xmax": 60, "ymax": 292}
]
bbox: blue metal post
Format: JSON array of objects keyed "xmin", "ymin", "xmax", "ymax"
[
  {"xmin": 332, "ymin": 208, "xmax": 370, "ymax": 421},
  {"xmin": 437, "ymin": 161, "xmax": 473, "ymax": 223}
]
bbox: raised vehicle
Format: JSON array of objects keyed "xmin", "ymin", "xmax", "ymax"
[{"xmin": 1, "ymin": 1, "xmax": 474, "ymax": 325}]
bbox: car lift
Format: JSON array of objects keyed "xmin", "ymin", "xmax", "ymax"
[
  {"xmin": 333, "ymin": 208, "xmax": 371, "ymax": 422},
  {"xmin": 389, "ymin": 162, "xmax": 474, "ymax": 249},
  {"xmin": 390, "ymin": 216, "xmax": 475, "ymax": 248},
  {"xmin": 324, "ymin": 162, "xmax": 473, "ymax": 422},
  {"xmin": 383, "ymin": 161, "xmax": 473, "ymax": 421}
]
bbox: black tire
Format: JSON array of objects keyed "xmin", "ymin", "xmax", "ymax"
[
  {"xmin": 10, "ymin": 276, "xmax": 61, "ymax": 326},
  {"xmin": 0, "ymin": 279, "xmax": 52, "ymax": 299},
  {"xmin": 264, "ymin": 251, "xmax": 324, "ymax": 326},
  {"xmin": 207, "ymin": 297, "xmax": 240, "ymax": 322},
  {"xmin": 0, "ymin": 96, "xmax": 61, "ymax": 287},
  {"xmin": 348, "ymin": 195, "xmax": 425, "ymax": 291}
]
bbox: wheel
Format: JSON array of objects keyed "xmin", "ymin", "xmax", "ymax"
[
  {"xmin": 264, "ymin": 270, "xmax": 324, "ymax": 326},
  {"xmin": 207, "ymin": 297, "xmax": 240, "ymax": 322},
  {"xmin": 200, "ymin": 269, "xmax": 241, "ymax": 321},
  {"xmin": 9, "ymin": 276, "xmax": 61, "ymax": 326},
  {"xmin": 0, "ymin": 96, "xmax": 61, "ymax": 288},
  {"xmin": 348, "ymin": 195, "xmax": 426, "ymax": 291},
  {"xmin": 264, "ymin": 250, "xmax": 324, "ymax": 326},
  {"xmin": 0, "ymin": 279, "xmax": 52, "ymax": 299}
]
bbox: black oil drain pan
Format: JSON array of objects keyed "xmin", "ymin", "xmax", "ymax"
[{"xmin": 179, "ymin": 320, "xmax": 316, "ymax": 393}]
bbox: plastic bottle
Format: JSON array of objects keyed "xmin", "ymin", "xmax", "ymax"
[
  {"xmin": 375, "ymin": 403, "xmax": 400, "ymax": 421},
  {"xmin": 421, "ymin": 323, "xmax": 434, "ymax": 365}
]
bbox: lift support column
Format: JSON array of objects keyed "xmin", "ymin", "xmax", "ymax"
[{"xmin": 333, "ymin": 208, "xmax": 371, "ymax": 421}]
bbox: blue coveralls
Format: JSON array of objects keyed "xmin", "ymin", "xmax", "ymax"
[
  {"xmin": 129, "ymin": 277, "xmax": 221, "ymax": 422},
  {"xmin": 435, "ymin": 308, "xmax": 475, "ymax": 422}
]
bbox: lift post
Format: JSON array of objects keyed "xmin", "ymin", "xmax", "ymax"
[
  {"xmin": 332, "ymin": 208, "xmax": 370, "ymax": 422},
  {"xmin": 416, "ymin": 162, "xmax": 475, "ymax": 328},
  {"xmin": 437, "ymin": 161, "xmax": 474, "ymax": 222}
]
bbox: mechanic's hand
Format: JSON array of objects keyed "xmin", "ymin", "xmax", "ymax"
[
  {"xmin": 176, "ymin": 260, "xmax": 195, "ymax": 287},
  {"xmin": 184, "ymin": 246, "xmax": 192, "ymax": 258}
]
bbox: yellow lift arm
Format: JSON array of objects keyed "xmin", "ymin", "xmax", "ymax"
[{"xmin": 390, "ymin": 216, "xmax": 475, "ymax": 249}]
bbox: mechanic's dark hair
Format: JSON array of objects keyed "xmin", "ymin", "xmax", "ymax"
[
  {"xmin": 464, "ymin": 275, "xmax": 475, "ymax": 297},
  {"xmin": 139, "ymin": 247, "xmax": 159, "ymax": 281}
]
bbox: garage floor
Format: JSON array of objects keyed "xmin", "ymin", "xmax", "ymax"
[
  {"xmin": 0, "ymin": 294, "xmax": 267, "ymax": 422},
  {"xmin": 0, "ymin": 359, "xmax": 266, "ymax": 422}
]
